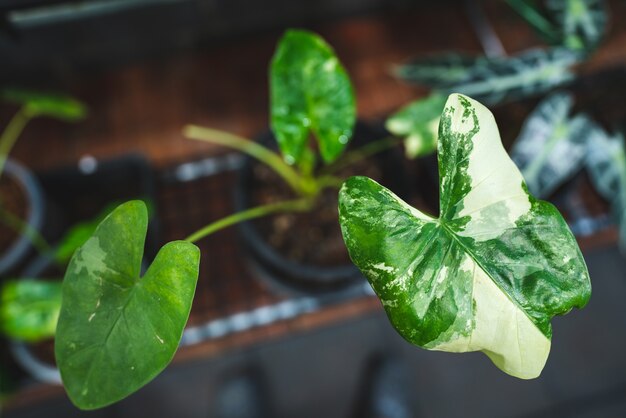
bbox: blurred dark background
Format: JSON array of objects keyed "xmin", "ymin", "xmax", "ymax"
[{"xmin": 1, "ymin": 1, "xmax": 626, "ymax": 417}]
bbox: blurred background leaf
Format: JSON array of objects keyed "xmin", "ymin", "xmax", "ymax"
[
  {"xmin": 511, "ymin": 92, "xmax": 591, "ymax": 197},
  {"xmin": 0, "ymin": 280, "xmax": 62, "ymax": 343},
  {"xmin": 396, "ymin": 48, "xmax": 580, "ymax": 105},
  {"xmin": 1, "ymin": 89, "xmax": 86, "ymax": 121}
]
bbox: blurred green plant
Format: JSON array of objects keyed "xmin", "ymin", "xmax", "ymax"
[
  {"xmin": 55, "ymin": 29, "xmax": 401, "ymax": 410},
  {"xmin": 0, "ymin": 89, "xmax": 86, "ymax": 179},
  {"xmin": 0, "ymin": 279, "xmax": 62, "ymax": 342}
]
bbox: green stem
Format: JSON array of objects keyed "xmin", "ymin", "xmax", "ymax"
[
  {"xmin": 506, "ymin": 0, "xmax": 561, "ymax": 43},
  {"xmin": 184, "ymin": 125, "xmax": 307, "ymax": 195},
  {"xmin": 185, "ymin": 198, "xmax": 313, "ymax": 243},
  {"xmin": 0, "ymin": 206, "xmax": 52, "ymax": 256},
  {"xmin": 0, "ymin": 106, "xmax": 34, "ymax": 179},
  {"xmin": 321, "ymin": 136, "xmax": 402, "ymax": 175}
]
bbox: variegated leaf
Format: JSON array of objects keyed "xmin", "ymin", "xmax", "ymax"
[
  {"xmin": 511, "ymin": 92, "xmax": 591, "ymax": 198},
  {"xmin": 547, "ymin": 0, "xmax": 608, "ymax": 51},
  {"xmin": 386, "ymin": 93, "xmax": 446, "ymax": 159},
  {"xmin": 396, "ymin": 48, "xmax": 580, "ymax": 105},
  {"xmin": 270, "ymin": 29, "xmax": 356, "ymax": 165},
  {"xmin": 339, "ymin": 94, "xmax": 590, "ymax": 379},
  {"xmin": 585, "ymin": 130, "xmax": 626, "ymax": 249},
  {"xmin": 55, "ymin": 201, "xmax": 200, "ymax": 410}
]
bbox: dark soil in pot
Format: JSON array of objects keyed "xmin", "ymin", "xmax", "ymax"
[{"xmin": 235, "ymin": 121, "xmax": 409, "ymax": 296}]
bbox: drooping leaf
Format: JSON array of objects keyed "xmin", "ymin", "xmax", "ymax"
[
  {"xmin": 2, "ymin": 89, "xmax": 87, "ymax": 121},
  {"xmin": 339, "ymin": 94, "xmax": 590, "ymax": 379},
  {"xmin": 55, "ymin": 201, "xmax": 200, "ymax": 410},
  {"xmin": 585, "ymin": 130, "xmax": 626, "ymax": 249},
  {"xmin": 396, "ymin": 48, "xmax": 580, "ymax": 105},
  {"xmin": 386, "ymin": 93, "xmax": 447, "ymax": 159},
  {"xmin": 511, "ymin": 92, "xmax": 592, "ymax": 198},
  {"xmin": 270, "ymin": 29, "xmax": 356, "ymax": 165},
  {"xmin": 0, "ymin": 280, "xmax": 62, "ymax": 342},
  {"xmin": 546, "ymin": 0, "xmax": 608, "ymax": 51}
]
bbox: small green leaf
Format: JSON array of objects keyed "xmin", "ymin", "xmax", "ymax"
[
  {"xmin": 386, "ymin": 93, "xmax": 447, "ymax": 159},
  {"xmin": 585, "ymin": 130, "xmax": 626, "ymax": 249},
  {"xmin": 511, "ymin": 92, "xmax": 592, "ymax": 197},
  {"xmin": 2, "ymin": 89, "xmax": 87, "ymax": 121},
  {"xmin": 396, "ymin": 48, "xmax": 580, "ymax": 105},
  {"xmin": 270, "ymin": 29, "xmax": 356, "ymax": 164},
  {"xmin": 55, "ymin": 201, "xmax": 200, "ymax": 410},
  {"xmin": 339, "ymin": 94, "xmax": 591, "ymax": 379},
  {"xmin": 0, "ymin": 280, "xmax": 62, "ymax": 342}
]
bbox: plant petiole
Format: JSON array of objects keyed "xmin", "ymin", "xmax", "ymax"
[{"xmin": 184, "ymin": 197, "xmax": 314, "ymax": 243}]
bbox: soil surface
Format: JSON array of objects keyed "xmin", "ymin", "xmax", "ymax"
[
  {"xmin": 0, "ymin": 173, "xmax": 28, "ymax": 254},
  {"xmin": 250, "ymin": 157, "xmax": 384, "ymax": 267}
]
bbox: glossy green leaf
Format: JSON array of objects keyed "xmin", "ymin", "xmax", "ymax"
[
  {"xmin": 547, "ymin": 0, "xmax": 608, "ymax": 51},
  {"xmin": 2, "ymin": 89, "xmax": 86, "ymax": 121},
  {"xmin": 585, "ymin": 130, "xmax": 626, "ymax": 249},
  {"xmin": 396, "ymin": 48, "xmax": 580, "ymax": 105},
  {"xmin": 0, "ymin": 280, "xmax": 62, "ymax": 342},
  {"xmin": 339, "ymin": 94, "xmax": 590, "ymax": 379},
  {"xmin": 386, "ymin": 94, "xmax": 447, "ymax": 159},
  {"xmin": 270, "ymin": 29, "xmax": 356, "ymax": 165},
  {"xmin": 511, "ymin": 92, "xmax": 592, "ymax": 198},
  {"xmin": 55, "ymin": 201, "xmax": 200, "ymax": 410}
]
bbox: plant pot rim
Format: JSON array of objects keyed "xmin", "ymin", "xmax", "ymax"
[
  {"xmin": 234, "ymin": 122, "xmax": 407, "ymax": 295},
  {"xmin": 0, "ymin": 158, "xmax": 45, "ymax": 276}
]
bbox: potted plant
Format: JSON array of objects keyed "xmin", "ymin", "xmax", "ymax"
[
  {"xmin": 0, "ymin": 89, "xmax": 86, "ymax": 276},
  {"xmin": 183, "ymin": 29, "xmax": 405, "ymax": 295},
  {"xmin": 45, "ymin": 90, "xmax": 591, "ymax": 410}
]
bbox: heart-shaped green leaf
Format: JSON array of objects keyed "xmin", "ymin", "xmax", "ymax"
[
  {"xmin": 0, "ymin": 279, "xmax": 62, "ymax": 342},
  {"xmin": 270, "ymin": 29, "xmax": 356, "ymax": 165},
  {"xmin": 2, "ymin": 89, "xmax": 86, "ymax": 121},
  {"xmin": 55, "ymin": 201, "xmax": 200, "ymax": 410},
  {"xmin": 386, "ymin": 93, "xmax": 447, "ymax": 159},
  {"xmin": 339, "ymin": 94, "xmax": 591, "ymax": 379}
]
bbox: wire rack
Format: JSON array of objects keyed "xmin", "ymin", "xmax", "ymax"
[{"xmin": 156, "ymin": 154, "xmax": 374, "ymax": 348}]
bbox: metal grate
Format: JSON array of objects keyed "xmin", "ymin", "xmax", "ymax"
[{"xmin": 156, "ymin": 154, "xmax": 373, "ymax": 347}]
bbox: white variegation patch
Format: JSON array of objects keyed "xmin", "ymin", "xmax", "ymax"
[
  {"xmin": 430, "ymin": 256, "xmax": 550, "ymax": 379},
  {"xmin": 448, "ymin": 95, "xmax": 531, "ymax": 242}
]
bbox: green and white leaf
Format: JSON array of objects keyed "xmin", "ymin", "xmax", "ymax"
[
  {"xmin": 339, "ymin": 94, "xmax": 590, "ymax": 379},
  {"xmin": 270, "ymin": 29, "xmax": 356, "ymax": 165},
  {"xmin": 2, "ymin": 89, "xmax": 87, "ymax": 121},
  {"xmin": 394, "ymin": 53, "xmax": 480, "ymax": 90},
  {"xmin": 510, "ymin": 92, "xmax": 591, "ymax": 198},
  {"xmin": 396, "ymin": 48, "xmax": 580, "ymax": 105},
  {"xmin": 585, "ymin": 130, "xmax": 626, "ymax": 249},
  {"xmin": 55, "ymin": 201, "xmax": 200, "ymax": 410},
  {"xmin": 0, "ymin": 280, "xmax": 62, "ymax": 342},
  {"xmin": 546, "ymin": 0, "xmax": 608, "ymax": 51},
  {"xmin": 386, "ymin": 93, "xmax": 446, "ymax": 159}
]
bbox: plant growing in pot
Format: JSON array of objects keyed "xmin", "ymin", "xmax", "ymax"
[
  {"xmin": 49, "ymin": 93, "xmax": 592, "ymax": 411},
  {"xmin": 184, "ymin": 29, "xmax": 404, "ymax": 294},
  {"xmin": 0, "ymin": 89, "xmax": 86, "ymax": 276}
]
